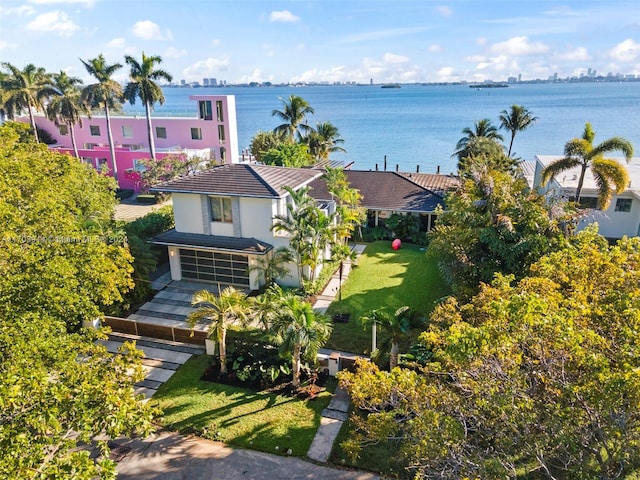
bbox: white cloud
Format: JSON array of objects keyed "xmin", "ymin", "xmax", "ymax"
[
  {"xmin": 106, "ymin": 37, "xmax": 126, "ymax": 49},
  {"xmin": 269, "ymin": 10, "xmax": 299, "ymax": 23},
  {"xmin": 609, "ymin": 39, "xmax": 640, "ymax": 62},
  {"xmin": 290, "ymin": 66, "xmax": 347, "ymax": 83},
  {"xmin": 29, "ymin": 0, "xmax": 95, "ymax": 5},
  {"xmin": 211, "ymin": 39, "xmax": 221, "ymax": 47},
  {"xmin": 435, "ymin": 6, "xmax": 452, "ymax": 17},
  {"xmin": 489, "ymin": 36, "xmax": 549, "ymax": 56},
  {"xmin": 237, "ymin": 68, "xmax": 274, "ymax": 84},
  {"xmin": 554, "ymin": 46, "xmax": 591, "ymax": 62},
  {"xmin": 383, "ymin": 53, "xmax": 410, "ymax": 64},
  {"xmin": 131, "ymin": 20, "xmax": 173, "ymax": 41},
  {"xmin": 0, "ymin": 40, "xmax": 19, "ymax": 50},
  {"xmin": 164, "ymin": 46, "xmax": 187, "ymax": 59},
  {"xmin": 346, "ymin": 26, "xmax": 427, "ymax": 43},
  {"xmin": 428, "ymin": 44, "xmax": 443, "ymax": 53},
  {"xmin": 183, "ymin": 56, "xmax": 230, "ymax": 82},
  {"xmin": 0, "ymin": 5, "xmax": 36, "ymax": 15},
  {"xmin": 436, "ymin": 66, "xmax": 459, "ymax": 82},
  {"xmin": 26, "ymin": 11, "xmax": 79, "ymax": 36}
]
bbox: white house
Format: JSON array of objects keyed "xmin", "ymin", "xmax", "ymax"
[
  {"xmin": 532, "ymin": 155, "xmax": 640, "ymax": 239},
  {"xmin": 151, "ymin": 164, "xmax": 458, "ymax": 291}
]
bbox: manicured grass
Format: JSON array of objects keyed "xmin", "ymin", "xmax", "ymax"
[
  {"xmin": 325, "ymin": 241, "xmax": 451, "ymax": 354},
  {"xmin": 153, "ymin": 354, "xmax": 336, "ymax": 457}
]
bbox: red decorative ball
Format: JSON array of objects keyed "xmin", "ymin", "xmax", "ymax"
[{"xmin": 391, "ymin": 239, "xmax": 401, "ymax": 250}]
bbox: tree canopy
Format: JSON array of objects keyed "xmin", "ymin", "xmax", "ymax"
[
  {"xmin": 0, "ymin": 123, "xmax": 156, "ymax": 478},
  {"xmin": 0, "ymin": 122, "xmax": 134, "ymax": 330},
  {"xmin": 341, "ymin": 228, "xmax": 640, "ymax": 479}
]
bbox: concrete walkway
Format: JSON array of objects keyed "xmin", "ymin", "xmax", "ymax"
[
  {"xmin": 102, "ymin": 332, "xmax": 204, "ymax": 398},
  {"xmin": 115, "ymin": 430, "xmax": 378, "ymax": 480}
]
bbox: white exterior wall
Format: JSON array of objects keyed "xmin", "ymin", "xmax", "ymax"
[
  {"xmin": 575, "ymin": 192, "xmax": 640, "ymax": 238},
  {"xmin": 238, "ymin": 197, "xmax": 274, "ymax": 240},
  {"xmin": 173, "ymin": 193, "xmax": 205, "ymax": 234}
]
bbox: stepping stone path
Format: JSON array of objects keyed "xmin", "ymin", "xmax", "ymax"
[
  {"xmin": 307, "ymin": 385, "xmax": 351, "ymax": 462},
  {"xmin": 102, "ymin": 332, "xmax": 204, "ymax": 398}
]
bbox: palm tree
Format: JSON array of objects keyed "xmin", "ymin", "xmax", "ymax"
[
  {"xmin": 541, "ymin": 122, "xmax": 633, "ymax": 210},
  {"xmin": 80, "ymin": 54, "xmax": 123, "ymax": 181},
  {"xmin": 246, "ymin": 246, "xmax": 294, "ymax": 287},
  {"xmin": 271, "ymin": 186, "xmax": 321, "ymax": 284},
  {"xmin": 361, "ymin": 306, "xmax": 413, "ymax": 369},
  {"xmin": 270, "ymin": 294, "xmax": 332, "ymax": 387},
  {"xmin": 302, "ymin": 121, "xmax": 346, "ymax": 161},
  {"xmin": 0, "ymin": 63, "xmax": 55, "ymax": 143},
  {"xmin": 46, "ymin": 71, "xmax": 90, "ymax": 159},
  {"xmin": 271, "ymin": 94, "xmax": 314, "ymax": 142},
  {"xmin": 454, "ymin": 118, "xmax": 504, "ymax": 164},
  {"xmin": 123, "ymin": 52, "xmax": 173, "ymax": 160},
  {"xmin": 499, "ymin": 105, "xmax": 538, "ymax": 157},
  {"xmin": 187, "ymin": 287, "xmax": 252, "ymax": 374}
]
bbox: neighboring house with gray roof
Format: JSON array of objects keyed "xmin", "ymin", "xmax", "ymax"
[
  {"xmin": 150, "ymin": 164, "xmax": 458, "ymax": 291},
  {"xmin": 532, "ymin": 155, "xmax": 640, "ymax": 239}
]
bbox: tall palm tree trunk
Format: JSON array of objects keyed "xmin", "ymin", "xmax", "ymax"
[
  {"xmin": 103, "ymin": 101, "xmax": 118, "ymax": 181},
  {"xmin": 219, "ymin": 328, "xmax": 228, "ymax": 374},
  {"xmin": 390, "ymin": 342, "xmax": 399, "ymax": 370},
  {"xmin": 28, "ymin": 105, "xmax": 40, "ymax": 143},
  {"xmin": 292, "ymin": 344, "xmax": 302, "ymax": 387},
  {"xmin": 507, "ymin": 133, "xmax": 516, "ymax": 157},
  {"xmin": 69, "ymin": 123, "xmax": 80, "ymax": 159},
  {"xmin": 144, "ymin": 101, "xmax": 157, "ymax": 160},
  {"xmin": 575, "ymin": 164, "xmax": 588, "ymax": 204}
]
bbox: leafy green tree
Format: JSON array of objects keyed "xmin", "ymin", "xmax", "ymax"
[
  {"xmin": 0, "ymin": 62, "xmax": 55, "ymax": 143},
  {"xmin": 541, "ymin": 122, "xmax": 633, "ymax": 209},
  {"xmin": 341, "ymin": 228, "xmax": 640, "ymax": 480},
  {"xmin": 249, "ymin": 129, "xmax": 286, "ymax": 163},
  {"xmin": 301, "ymin": 121, "xmax": 346, "ymax": 161},
  {"xmin": 360, "ymin": 307, "xmax": 412, "ymax": 369},
  {"xmin": 323, "ymin": 166, "xmax": 365, "ymax": 243},
  {"xmin": 429, "ymin": 163, "xmax": 575, "ymax": 298},
  {"xmin": 123, "ymin": 52, "xmax": 173, "ymax": 160},
  {"xmin": 271, "ymin": 94, "xmax": 314, "ymax": 142},
  {"xmin": 261, "ymin": 142, "xmax": 314, "ymax": 168},
  {"xmin": 499, "ymin": 104, "xmax": 537, "ymax": 157},
  {"xmin": 270, "ymin": 293, "xmax": 332, "ymax": 387},
  {"xmin": 453, "ymin": 118, "xmax": 504, "ymax": 166},
  {"xmin": 138, "ymin": 154, "xmax": 207, "ymax": 193},
  {"xmin": 80, "ymin": 54, "xmax": 123, "ymax": 181},
  {"xmin": 0, "ymin": 122, "xmax": 134, "ymax": 330},
  {"xmin": 0, "ymin": 312, "xmax": 157, "ymax": 479},
  {"xmin": 46, "ymin": 71, "xmax": 90, "ymax": 159},
  {"xmin": 187, "ymin": 287, "xmax": 253, "ymax": 374},
  {"xmin": 457, "ymin": 136, "xmax": 516, "ymax": 175}
]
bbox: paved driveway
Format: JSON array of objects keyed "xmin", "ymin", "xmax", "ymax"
[{"xmin": 115, "ymin": 430, "xmax": 379, "ymax": 480}]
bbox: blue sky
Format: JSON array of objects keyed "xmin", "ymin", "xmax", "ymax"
[{"xmin": 1, "ymin": 0, "xmax": 639, "ymax": 84}]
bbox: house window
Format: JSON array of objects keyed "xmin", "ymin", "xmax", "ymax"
[
  {"xmin": 218, "ymin": 125, "xmax": 226, "ymax": 143},
  {"xmin": 81, "ymin": 157, "xmax": 94, "ymax": 167},
  {"xmin": 90, "ymin": 125, "xmax": 101, "ymax": 136},
  {"xmin": 58, "ymin": 125, "xmax": 68, "ymax": 136},
  {"xmin": 216, "ymin": 100, "xmax": 224, "ymax": 122},
  {"xmin": 122, "ymin": 125, "xmax": 133, "ymax": 138},
  {"xmin": 577, "ymin": 197, "xmax": 598, "ymax": 209},
  {"xmin": 96, "ymin": 158, "xmax": 108, "ymax": 171},
  {"xmin": 133, "ymin": 159, "xmax": 147, "ymax": 172},
  {"xmin": 155, "ymin": 126, "xmax": 167, "ymax": 139},
  {"xmin": 220, "ymin": 147, "xmax": 226, "ymax": 161},
  {"xmin": 209, "ymin": 196, "xmax": 232, "ymax": 223},
  {"xmin": 198, "ymin": 100, "xmax": 213, "ymax": 120},
  {"xmin": 615, "ymin": 198, "xmax": 632, "ymax": 212},
  {"xmin": 191, "ymin": 127, "xmax": 202, "ymax": 140}
]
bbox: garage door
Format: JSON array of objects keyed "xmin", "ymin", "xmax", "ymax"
[{"xmin": 179, "ymin": 249, "xmax": 249, "ymax": 286}]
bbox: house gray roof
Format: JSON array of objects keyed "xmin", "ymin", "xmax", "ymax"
[
  {"xmin": 151, "ymin": 163, "xmax": 324, "ymax": 198},
  {"xmin": 150, "ymin": 230, "xmax": 273, "ymax": 255},
  {"xmin": 397, "ymin": 172, "xmax": 460, "ymax": 197},
  {"xmin": 308, "ymin": 170, "xmax": 452, "ymax": 213}
]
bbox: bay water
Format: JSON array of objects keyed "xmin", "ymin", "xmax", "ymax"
[{"xmin": 124, "ymin": 82, "xmax": 640, "ymax": 174}]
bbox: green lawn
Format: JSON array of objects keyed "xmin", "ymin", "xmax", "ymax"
[
  {"xmin": 153, "ymin": 354, "xmax": 336, "ymax": 457},
  {"xmin": 325, "ymin": 241, "xmax": 451, "ymax": 354}
]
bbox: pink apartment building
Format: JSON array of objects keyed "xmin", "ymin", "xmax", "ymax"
[{"xmin": 17, "ymin": 95, "xmax": 239, "ymax": 191}]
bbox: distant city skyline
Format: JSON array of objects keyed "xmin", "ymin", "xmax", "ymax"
[{"xmin": 1, "ymin": 0, "xmax": 639, "ymax": 85}]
